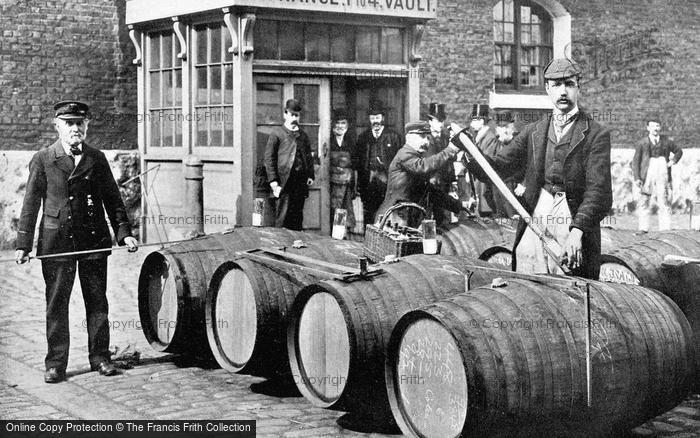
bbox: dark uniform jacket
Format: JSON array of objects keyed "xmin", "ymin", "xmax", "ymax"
[
  {"xmin": 264, "ymin": 126, "xmax": 315, "ymax": 195},
  {"xmin": 468, "ymin": 110, "xmax": 612, "ymax": 279},
  {"xmin": 631, "ymin": 135, "xmax": 682, "ymax": 183},
  {"xmin": 426, "ymin": 127, "xmax": 455, "ymax": 189},
  {"xmin": 376, "ymin": 144, "xmax": 462, "ymax": 220},
  {"xmin": 16, "ymin": 141, "xmax": 132, "ymax": 257},
  {"xmin": 355, "ymin": 126, "xmax": 402, "ymax": 198}
]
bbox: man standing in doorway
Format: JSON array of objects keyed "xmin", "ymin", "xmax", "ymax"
[
  {"xmin": 631, "ymin": 116, "xmax": 683, "ymax": 232},
  {"xmin": 329, "ymin": 108, "xmax": 357, "ymax": 233},
  {"xmin": 265, "ymin": 99, "xmax": 315, "ymax": 230},
  {"xmin": 15, "ymin": 100, "xmax": 138, "ymax": 383},
  {"xmin": 356, "ymin": 102, "xmax": 402, "ymax": 227},
  {"xmin": 464, "ymin": 59, "xmax": 612, "ymax": 279}
]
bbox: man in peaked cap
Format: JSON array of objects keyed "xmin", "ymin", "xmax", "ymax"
[
  {"xmin": 265, "ymin": 98, "xmax": 315, "ymax": 230},
  {"xmin": 465, "ymin": 58, "xmax": 612, "ymax": 279},
  {"xmin": 376, "ymin": 121, "xmax": 471, "ymax": 226},
  {"xmin": 15, "ymin": 100, "xmax": 138, "ymax": 383},
  {"xmin": 355, "ymin": 101, "xmax": 403, "ymax": 228}
]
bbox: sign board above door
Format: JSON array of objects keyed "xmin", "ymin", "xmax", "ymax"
[{"xmin": 126, "ymin": 0, "xmax": 437, "ymax": 24}]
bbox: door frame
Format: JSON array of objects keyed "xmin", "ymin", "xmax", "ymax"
[{"xmin": 253, "ymin": 75, "xmax": 331, "ymax": 234}]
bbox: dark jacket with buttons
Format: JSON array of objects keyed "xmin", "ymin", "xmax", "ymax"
[
  {"xmin": 16, "ymin": 141, "xmax": 132, "ymax": 258},
  {"xmin": 467, "ymin": 110, "xmax": 612, "ymax": 279},
  {"xmin": 631, "ymin": 135, "xmax": 682, "ymax": 184}
]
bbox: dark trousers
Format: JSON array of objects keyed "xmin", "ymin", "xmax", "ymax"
[
  {"xmin": 275, "ymin": 171, "xmax": 307, "ymax": 231},
  {"xmin": 363, "ymin": 179, "xmax": 387, "ymax": 226},
  {"xmin": 41, "ymin": 257, "xmax": 109, "ymax": 371}
]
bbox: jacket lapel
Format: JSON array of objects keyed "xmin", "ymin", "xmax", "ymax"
[
  {"xmin": 68, "ymin": 144, "xmax": 94, "ymax": 181},
  {"xmin": 531, "ymin": 115, "xmax": 549, "ymax": 178},
  {"xmin": 565, "ymin": 112, "xmax": 589, "ymax": 162},
  {"xmin": 52, "ymin": 141, "xmax": 74, "ymax": 177}
]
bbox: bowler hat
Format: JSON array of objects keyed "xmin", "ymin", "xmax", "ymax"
[
  {"xmin": 405, "ymin": 120, "xmax": 431, "ymax": 135},
  {"xmin": 543, "ymin": 58, "xmax": 582, "ymax": 80},
  {"xmin": 332, "ymin": 108, "xmax": 349, "ymax": 122},
  {"xmin": 285, "ymin": 99, "xmax": 303, "ymax": 112},
  {"xmin": 471, "ymin": 104, "xmax": 490, "ymax": 120},
  {"xmin": 368, "ymin": 101, "xmax": 385, "ymax": 116},
  {"xmin": 54, "ymin": 100, "xmax": 90, "ymax": 120},
  {"xmin": 427, "ymin": 103, "xmax": 447, "ymax": 122}
]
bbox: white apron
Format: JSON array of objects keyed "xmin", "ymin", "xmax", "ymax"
[{"xmin": 515, "ymin": 189, "xmax": 572, "ymax": 275}]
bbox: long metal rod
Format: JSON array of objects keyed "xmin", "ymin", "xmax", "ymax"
[
  {"xmin": 450, "ymin": 123, "xmax": 571, "ymax": 275},
  {"xmin": 584, "ymin": 283, "xmax": 592, "ymax": 407},
  {"xmin": 119, "ymin": 164, "xmax": 161, "ymax": 187},
  {"xmin": 2, "ymin": 238, "xmax": 196, "ymax": 263}
]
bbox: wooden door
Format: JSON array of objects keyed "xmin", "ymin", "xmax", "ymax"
[{"xmin": 254, "ymin": 76, "xmax": 331, "ymax": 234}]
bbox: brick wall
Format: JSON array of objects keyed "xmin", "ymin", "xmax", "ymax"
[
  {"xmin": 0, "ymin": 0, "xmax": 137, "ymax": 151},
  {"xmin": 421, "ymin": 0, "xmax": 700, "ymax": 149}
]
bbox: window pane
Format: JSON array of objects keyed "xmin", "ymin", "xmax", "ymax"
[
  {"xmin": 521, "ymin": 5, "xmax": 531, "ymax": 23},
  {"xmin": 521, "ymin": 24, "xmax": 531, "ymax": 45},
  {"xmin": 494, "ymin": 65, "xmax": 503, "ymax": 83},
  {"xmin": 209, "ymin": 108, "xmax": 223, "ymax": 146},
  {"xmin": 174, "ymin": 69, "xmax": 182, "ymax": 106},
  {"xmin": 279, "ymin": 21, "xmax": 305, "ymax": 60},
  {"xmin": 162, "ymin": 109, "xmax": 173, "ymax": 146},
  {"xmin": 306, "ymin": 23, "xmax": 330, "ymax": 61},
  {"xmin": 504, "ymin": 0, "xmax": 513, "ymax": 21},
  {"xmin": 196, "ymin": 27, "xmax": 208, "ymax": 64},
  {"xmin": 224, "ymin": 64, "xmax": 233, "ymax": 105},
  {"xmin": 504, "ymin": 23, "xmax": 514, "ymax": 43},
  {"xmin": 211, "ymin": 65, "xmax": 222, "ymax": 105},
  {"xmin": 149, "ymin": 111, "xmax": 161, "ymax": 146},
  {"xmin": 149, "ymin": 72, "xmax": 160, "ymax": 108},
  {"xmin": 494, "ymin": 23, "xmax": 503, "ymax": 42},
  {"xmin": 224, "ymin": 107, "xmax": 234, "ymax": 146},
  {"xmin": 493, "ymin": 1, "xmax": 503, "ymax": 21},
  {"xmin": 256, "ymin": 83, "xmax": 283, "ymax": 124},
  {"xmin": 174, "ymin": 109, "xmax": 183, "ymax": 146},
  {"xmin": 356, "ymin": 27, "xmax": 380, "ymax": 63},
  {"xmin": 255, "ymin": 20, "xmax": 278, "ymax": 59},
  {"xmin": 382, "ymin": 28, "xmax": 403, "ymax": 64},
  {"xmin": 532, "ymin": 24, "xmax": 541, "ymax": 44},
  {"xmin": 163, "ymin": 70, "xmax": 173, "ymax": 107},
  {"xmin": 149, "ymin": 35, "xmax": 160, "ymax": 69},
  {"xmin": 162, "ymin": 34, "xmax": 173, "ymax": 69},
  {"xmin": 502, "ymin": 65, "xmax": 513, "ymax": 84},
  {"xmin": 532, "ymin": 13, "xmax": 540, "ymax": 24},
  {"xmin": 196, "ymin": 67, "xmax": 207, "ymax": 105},
  {"xmin": 503, "ymin": 45, "xmax": 512, "ymax": 63},
  {"xmin": 521, "ymin": 67, "xmax": 529, "ymax": 85},
  {"xmin": 494, "ymin": 47, "xmax": 502, "ymax": 65},
  {"xmin": 196, "ymin": 108, "xmax": 208, "ymax": 146},
  {"xmin": 331, "ymin": 26, "xmax": 354, "ymax": 62},
  {"xmin": 224, "ymin": 24, "xmax": 233, "ymax": 62},
  {"xmin": 294, "ymin": 84, "xmax": 319, "ymax": 124},
  {"xmin": 211, "ymin": 26, "xmax": 222, "ymax": 63}
]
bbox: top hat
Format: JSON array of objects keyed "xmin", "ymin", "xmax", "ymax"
[
  {"xmin": 285, "ymin": 99, "xmax": 303, "ymax": 112},
  {"xmin": 332, "ymin": 108, "xmax": 349, "ymax": 122},
  {"xmin": 368, "ymin": 101, "xmax": 386, "ymax": 116},
  {"xmin": 471, "ymin": 104, "xmax": 490, "ymax": 120},
  {"xmin": 427, "ymin": 103, "xmax": 447, "ymax": 122},
  {"xmin": 54, "ymin": 100, "xmax": 90, "ymax": 120}
]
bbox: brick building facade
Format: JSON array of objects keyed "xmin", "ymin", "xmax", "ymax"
[{"xmin": 1, "ymin": 0, "xmax": 697, "ymax": 151}]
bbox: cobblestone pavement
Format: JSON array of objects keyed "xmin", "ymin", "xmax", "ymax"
[{"xmin": 0, "ymin": 248, "xmax": 698, "ymax": 437}]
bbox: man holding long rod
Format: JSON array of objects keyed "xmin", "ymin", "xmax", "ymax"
[
  {"xmin": 456, "ymin": 59, "xmax": 612, "ymax": 279},
  {"xmin": 14, "ymin": 101, "xmax": 139, "ymax": 383}
]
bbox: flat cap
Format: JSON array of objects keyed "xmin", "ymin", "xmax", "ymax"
[
  {"xmin": 543, "ymin": 58, "xmax": 582, "ymax": 79},
  {"xmin": 54, "ymin": 100, "xmax": 90, "ymax": 120},
  {"xmin": 285, "ymin": 99, "xmax": 303, "ymax": 112},
  {"xmin": 405, "ymin": 120, "xmax": 431, "ymax": 135}
]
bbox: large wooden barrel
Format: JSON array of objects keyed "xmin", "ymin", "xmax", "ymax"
[
  {"xmin": 599, "ymin": 226, "xmax": 649, "ymax": 253},
  {"xmin": 138, "ymin": 227, "xmax": 311, "ymax": 356},
  {"xmin": 386, "ymin": 278, "xmax": 696, "ymax": 437},
  {"xmin": 599, "ymin": 230, "xmax": 700, "ymax": 387},
  {"xmin": 286, "ymin": 255, "xmax": 510, "ymax": 416},
  {"xmin": 205, "ymin": 238, "xmax": 364, "ymax": 377},
  {"xmin": 438, "ymin": 219, "xmax": 516, "ymax": 259}
]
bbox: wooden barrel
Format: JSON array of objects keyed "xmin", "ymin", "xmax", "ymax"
[
  {"xmin": 599, "ymin": 230, "xmax": 700, "ymax": 388},
  {"xmin": 137, "ymin": 227, "xmax": 311, "ymax": 356},
  {"xmin": 286, "ymin": 255, "xmax": 510, "ymax": 415},
  {"xmin": 438, "ymin": 219, "xmax": 516, "ymax": 259},
  {"xmin": 386, "ymin": 278, "xmax": 695, "ymax": 437},
  {"xmin": 205, "ymin": 238, "xmax": 364, "ymax": 377}
]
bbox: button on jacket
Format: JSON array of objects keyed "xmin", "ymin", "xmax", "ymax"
[{"xmin": 16, "ymin": 140, "xmax": 132, "ymax": 258}]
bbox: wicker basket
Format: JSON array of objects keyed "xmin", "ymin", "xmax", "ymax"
[{"xmin": 362, "ymin": 202, "xmax": 427, "ymax": 263}]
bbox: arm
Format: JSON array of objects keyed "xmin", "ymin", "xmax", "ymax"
[
  {"xmin": 465, "ymin": 128, "xmax": 528, "ymax": 182},
  {"xmin": 631, "ymin": 142, "xmax": 642, "ymax": 182},
  {"xmin": 264, "ymin": 130, "xmax": 280, "ymax": 185},
  {"xmin": 98, "ymin": 152, "xmax": 133, "ymax": 245},
  {"xmin": 668, "ymin": 138, "xmax": 683, "ymax": 164},
  {"xmin": 15, "ymin": 154, "xmax": 46, "ymax": 252},
  {"xmin": 571, "ymin": 128, "xmax": 613, "ymax": 233},
  {"xmin": 400, "ymin": 145, "xmax": 459, "ymax": 176}
]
